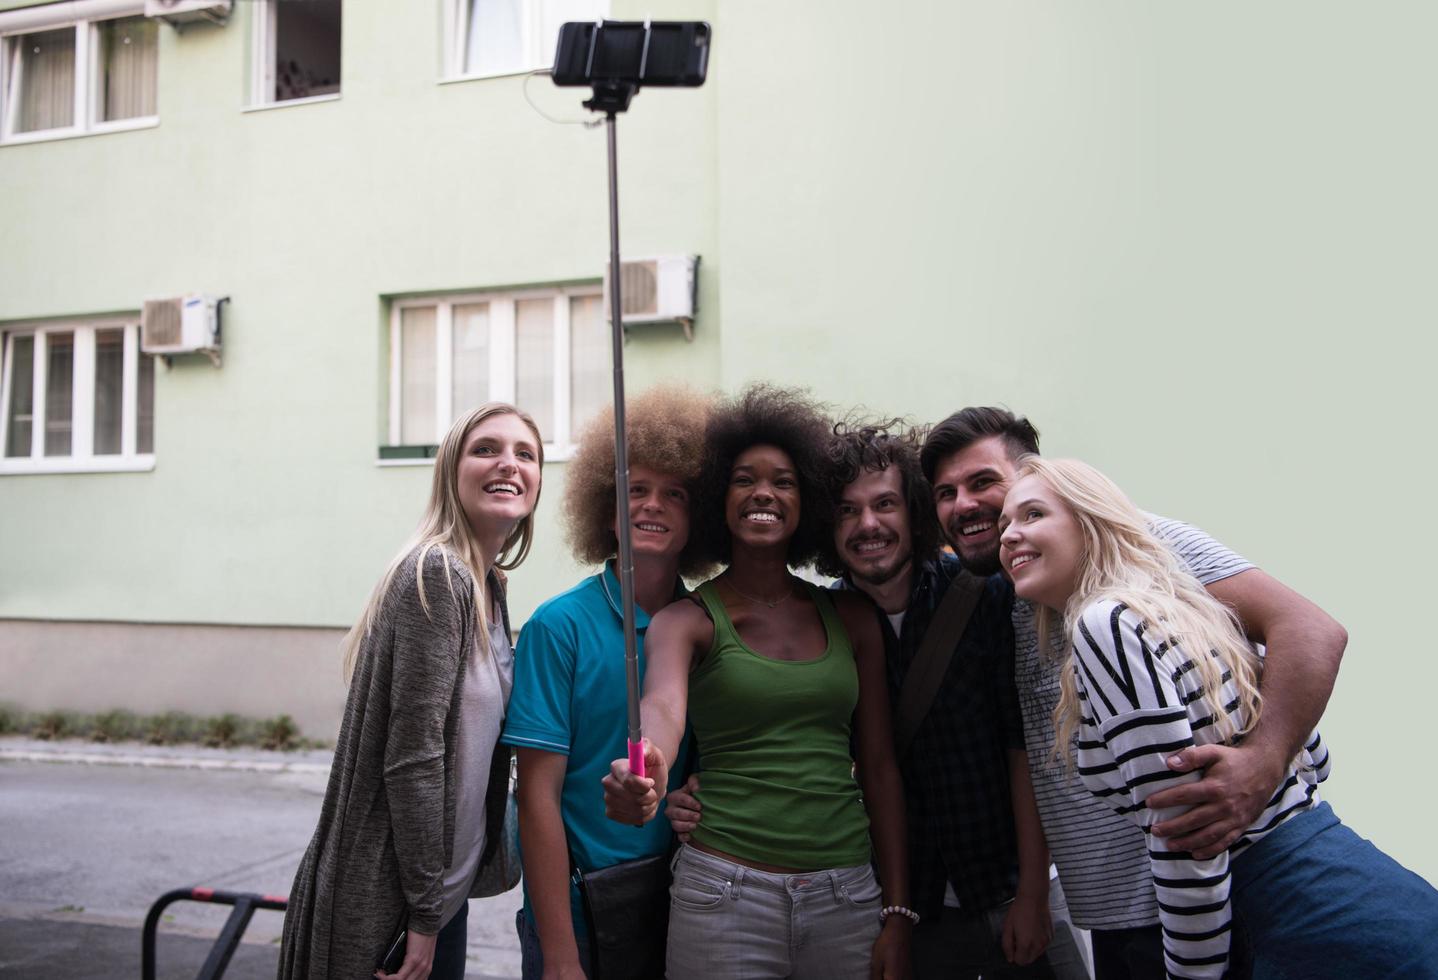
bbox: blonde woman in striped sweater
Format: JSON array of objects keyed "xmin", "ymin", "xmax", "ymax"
[{"xmin": 996, "ymin": 457, "xmax": 1438, "ymax": 980}]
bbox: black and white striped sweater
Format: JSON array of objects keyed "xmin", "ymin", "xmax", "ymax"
[{"xmin": 1070, "ymin": 599, "xmax": 1330, "ymax": 980}]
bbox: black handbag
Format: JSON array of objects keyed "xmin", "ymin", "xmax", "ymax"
[{"xmin": 571, "ymin": 852, "xmax": 671, "ymax": 980}]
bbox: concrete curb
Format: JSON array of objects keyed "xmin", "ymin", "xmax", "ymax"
[{"xmin": 0, "ymin": 737, "xmax": 331, "ymax": 775}]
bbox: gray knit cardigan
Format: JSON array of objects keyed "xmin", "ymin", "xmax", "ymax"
[{"xmin": 278, "ymin": 545, "xmax": 512, "ymax": 979}]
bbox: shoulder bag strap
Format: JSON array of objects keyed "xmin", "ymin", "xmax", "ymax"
[{"xmin": 892, "ymin": 570, "xmax": 985, "ymax": 759}]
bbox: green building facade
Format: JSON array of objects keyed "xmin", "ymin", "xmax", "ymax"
[{"xmin": 3, "ymin": 0, "xmax": 1434, "ymax": 882}]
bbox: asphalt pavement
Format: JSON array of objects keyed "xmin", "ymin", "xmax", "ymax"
[{"xmin": 0, "ymin": 739, "xmax": 522, "ymax": 978}]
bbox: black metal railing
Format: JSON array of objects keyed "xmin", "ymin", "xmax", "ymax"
[{"xmin": 141, "ymin": 887, "xmax": 288, "ymax": 980}]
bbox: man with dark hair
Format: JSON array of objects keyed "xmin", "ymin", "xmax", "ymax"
[
  {"xmin": 921, "ymin": 406, "xmax": 1347, "ymax": 979},
  {"xmin": 669, "ymin": 420, "xmax": 1089, "ymax": 980},
  {"xmin": 918, "ymin": 407, "xmax": 1040, "ymax": 576}
]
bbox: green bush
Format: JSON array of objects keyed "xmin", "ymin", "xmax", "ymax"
[
  {"xmin": 144, "ymin": 711, "xmax": 201, "ymax": 745},
  {"xmin": 32, "ymin": 710, "xmax": 80, "ymax": 741},
  {"xmin": 1, "ymin": 706, "xmax": 324, "ymax": 751},
  {"xmin": 0, "ymin": 704, "xmax": 25, "ymax": 735},
  {"xmin": 90, "ymin": 709, "xmax": 141, "ymax": 743},
  {"xmin": 202, "ymin": 713, "xmax": 244, "ymax": 749},
  {"xmin": 259, "ymin": 714, "xmax": 301, "ymax": 751}
]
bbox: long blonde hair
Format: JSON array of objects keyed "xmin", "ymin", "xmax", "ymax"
[
  {"xmin": 1016, "ymin": 457, "xmax": 1262, "ymax": 760},
  {"xmin": 342, "ymin": 403, "xmax": 544, "ymax": 680}
]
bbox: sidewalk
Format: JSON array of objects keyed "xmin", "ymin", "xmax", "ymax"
[
  {"xmin": 0, "ymin": 734, "xmax": 334, "ymax": 774},
  {"xmin": 0, "ymin": 740, "xmax": 523, "ymax": 978}
]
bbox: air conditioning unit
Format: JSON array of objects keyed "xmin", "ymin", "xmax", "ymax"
[
  {"xmin": 604, "ymin": 255, "xmax": 699, "ymax": 339},
  {"xmin": 144, "ymin": 0, "xmax": 232, "ymax": 27},
  {"xmin": 142, "ymin": 295, "xmax": 223, "ymax": 358}
]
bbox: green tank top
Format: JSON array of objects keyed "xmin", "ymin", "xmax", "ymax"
[{"xmin": 686, "ymin": 580, "xmax": 872, "ymax": 870}]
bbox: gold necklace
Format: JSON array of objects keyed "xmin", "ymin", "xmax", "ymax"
[{"xmin": 724, "ymin": 574, "xmax": 796, "ymax": 609}]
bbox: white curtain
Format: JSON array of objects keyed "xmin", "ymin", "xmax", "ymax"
[
  {"xmin": 515, "ymin": 298, "xmax": 554, "ymax": 440},
  {"xmin": 99, "ymin": 16, "xmax": 157, "ymax": 122},
  {"xmin": 10, "ymin": 27, "xmax": 75, "ymax": 133},
  {"xmin": 401, "ymin": 308, "xmax": 437, "ymax": 445},
  {"xmin": 451, "ymin": 303, "xmax": 490, "ymax": 422},
  {"xmin": 568, "ymin": 295, "xmax": 607, "ymax": 437},
  {"xmin": 465, "ymin": 0, "xmax": 524, "ymax": 75}
]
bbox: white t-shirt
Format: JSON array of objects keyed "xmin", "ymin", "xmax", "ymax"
[{"xmin": 439, "ymin": 610, "xmax": 514, "ymax": 929}]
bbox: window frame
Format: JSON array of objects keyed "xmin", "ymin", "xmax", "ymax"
[
  {"xmin": 440, "ymin": 0, "xmax": 606, "ymax": 83},
  {"xmin": 0, "ymin": 317, "xmax": 156, "ymax": 475},
  {"xmin": 247, "ymin": 0, "xmax": 342, "ymax": 110},
  {"xmin": 0, "ymin": 3, "xmax": 159, "ymax": 145},
  {"xmin": 385, "ymin": 284, "xmax": 605, "ymax": 463}
]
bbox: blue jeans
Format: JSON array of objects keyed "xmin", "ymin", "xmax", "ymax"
[
  {"xmin": 663, "ymin": 844, "xmax": 882, "ymax": 980},
  {"xmin": 1230, "ymin": 801, "xmax": 1438, "ymax": 979},
  {"xmin": 429, "ymin": 901, "xmax": 468, "ymax": 980},
  {"xmin": 516, "ymin": 907, "xmax": 593, "ymax": 980}
]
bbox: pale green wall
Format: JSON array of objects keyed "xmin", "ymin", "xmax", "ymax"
[
  {"xmin": 4, "ymin": 0, "xmax": 1434, "ymax": 884},
  {"xmin": 710, "ymin": 1, "xmax": 1437, "ymax": 882},
  {"xmin": 0, "ymin": 0, "xmax": 720, "ymax": 627}
]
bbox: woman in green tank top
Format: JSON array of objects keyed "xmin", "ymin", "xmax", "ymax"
[{"xmin": 604, "ymin": 385, "xmax": 914, "ymax": 980}]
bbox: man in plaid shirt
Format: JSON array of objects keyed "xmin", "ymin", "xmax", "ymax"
[{"xmin": 666, "ymin": 421, "xmax": 1088, "ymax": 979}]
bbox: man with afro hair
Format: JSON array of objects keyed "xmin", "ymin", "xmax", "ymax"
[{"xmin": 502, "ymin": 383, "xmax": 714, "ymax": 979}]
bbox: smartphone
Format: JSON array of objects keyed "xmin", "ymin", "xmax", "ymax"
[
  {"xmin": 378, "ymin": 923, "xmax": 406, "ymax": 974},
  {"xmin": 552, "ymin": 21, "xmax": 710, "ymax": 88}
]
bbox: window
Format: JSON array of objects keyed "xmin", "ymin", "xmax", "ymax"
[
  {"xmin": 443, "ymin": 0, "xmax": 606, "ymax": 80},
  {"xmin": 386, "ymin": 287, "xmax": 608, "ymax": 459},
  {"xmin": 1, "ymin": 8, "xmax": 158, "ymax": 142},
  {"xmin": 1, "ymin": 319, "xmax": 156, "ymax": 473},
  {"xmin": 251, "ymin": 0, "xmax": 341, "ymax": 106}
]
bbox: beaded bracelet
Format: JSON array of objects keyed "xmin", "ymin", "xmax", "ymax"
[{"xmin": 879, "ymin": 904, "xmax": 920, "ymax": 926}]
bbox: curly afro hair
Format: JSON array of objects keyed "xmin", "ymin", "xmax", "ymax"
[
  {"xmin": 691, "ymin": 383, "xmax": 835, "ymax": 569},
  {"xmin": 563, "ymin": 383, "xmax": 716, "ymax": 579},
  {"xmin": 814, "ymin": 417, "xmax": 943, "ymax": 579}
]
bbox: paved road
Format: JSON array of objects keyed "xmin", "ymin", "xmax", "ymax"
[{"xmin": 0, "ymin": 759, "xmax": 522, "ymax": 978}]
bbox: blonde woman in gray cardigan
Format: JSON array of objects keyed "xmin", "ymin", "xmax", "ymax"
[{"xmin": 280, "ymin": 402, "xmax": 543, "ymax": 980}]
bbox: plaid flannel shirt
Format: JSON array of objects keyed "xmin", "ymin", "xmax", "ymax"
[{"xmin": 840, "ymin": 554, "xmax": 1025, "ymax": 920}]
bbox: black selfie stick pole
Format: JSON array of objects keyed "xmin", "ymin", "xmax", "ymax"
[{"xmin": 584, "ymin": 79, "xmax": 645, "ymax": 783}]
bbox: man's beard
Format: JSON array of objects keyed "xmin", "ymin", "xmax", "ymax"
[
  {"xmin": 947, "ymin": 510, "xmax": 1003, "ymax": 576},
  {"xmin": 849, "ymin": 549, "xmax": 913, "ymax": 589},
  {"xmin": 955, "ymin": 543, "xmax": 1002, "ymax": 576}
]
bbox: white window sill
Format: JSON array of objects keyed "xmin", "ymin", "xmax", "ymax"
[
  {"xmin": 439, "ymin": 67, "xmax": 546, "ymax": 85},
  {"xmin": 243, "ymin": 93, "xmax": 341, "ymax": 114},
  {"xmin": 0, "ymin": 455, "xmax": 155, "ymax": 475},
  {"xmin": 375, "ymin": 446, "xmax": 575, "ymax": 467},
  {"xmin": 1, "ymin": 117, "xmax": 159, "ymax": 147}
]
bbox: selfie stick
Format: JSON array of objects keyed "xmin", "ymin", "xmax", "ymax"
[
  {"xmin": 558, "ymin": 19, "xmax": 708, "ymax": 791},
  {"xmin": 585, "ymin": 73, "xmax": 645, "ymax": 782}
]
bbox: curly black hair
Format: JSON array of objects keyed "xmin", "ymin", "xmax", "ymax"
[
  {"xmin": 691, "ymin": 383, "xmax": 835, "ymax": 568},
  {"xmin": 814, "ymin": 418, "xmax": 942, "ymax": 579}
]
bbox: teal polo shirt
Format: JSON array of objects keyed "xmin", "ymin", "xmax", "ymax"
[{"xmin": 501, "ymin": 562, "xmax": 690, "ymax": 934}]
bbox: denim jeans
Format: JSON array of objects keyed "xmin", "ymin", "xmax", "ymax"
[
  {"xmin": 664, "ymin": 844, "xmax": 883, "ymax": 979},
  {"xmin": 1229, "ymin": 801, "xmax": 1438, "ymax": 979},
  {"xmin": 516, "ymin": 907, "xmax": 593, "ymax": 980}
]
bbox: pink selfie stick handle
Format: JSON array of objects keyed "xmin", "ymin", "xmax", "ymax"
[{"xmin": 628, "ymin": 739, "xmax": 646, "ymax": 780}]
